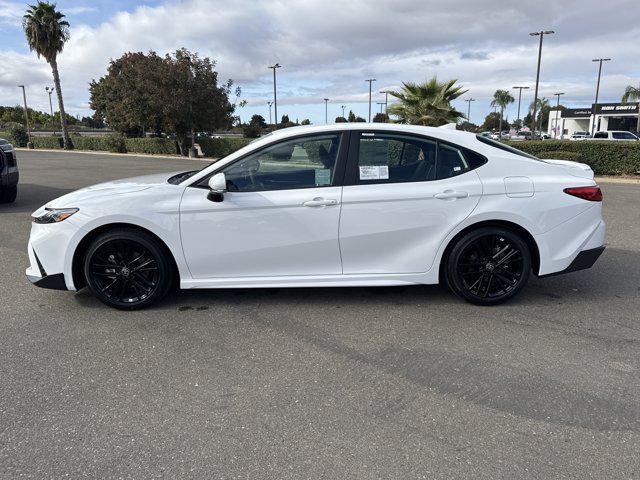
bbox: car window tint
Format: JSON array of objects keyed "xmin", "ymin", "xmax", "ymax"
[
  {"xmin": 612, "ymin": 132, "xmax": 635, "ymax": 139},
  {"xmin": 356, "ymin": 134, "xmax": 436, "ymax": 184},
  {"xmin": 436, "ymin": 144, "xmax": 470, "ymax": 179},
  {"xmin": 222, "ymin": 134, "xmax": 341, "ymax": 192},
  {"xmin": 594, "ymin": 132, "xmax": 607, "ymax": 139}
]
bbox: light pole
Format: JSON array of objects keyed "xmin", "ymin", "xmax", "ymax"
[
  {"xmin": 323, "ymin": 98, "xmax": 329, "ymax": 124},
  {"xmin": 512, "ymin": 86, "xmax": 530, "ymax": 125},
  {"xmin": 341, "ymin": 105, "xmax": 346, "ymax": 119},
  {"xmin": 379, "ymin": 90, "xmax": 389, "ymax": 113},
  {"xmin": 591, "ymin": 58, "xmax": 611, "ymax": 135},
  {"xmin": 267, "ymin": 101, "xmax": 273, "ymax": 126},
  {"xmin": 18, "ymin": 85, "xmax": 33, "ymax": 148},
  {"xmin": 529, "ymin": 30, "xmax": 554, "ymax": 136},
  {"xmin": 464, "ymin": 98, "xmax": 475, "ymax": 127},
  {"xmin": 268, "ymin": 63, "xmax": 281, "ymax": 127},
  {"xmin": 45, "ymin": 86, "xmax": 55, "ymax": 135},
  {"xmin": 553, "ymin": 92, "xmax": 564, "ymax": 139},
  {"xmin": 366, "ymin": 78, "xmax": 376, "ymax": 122}
]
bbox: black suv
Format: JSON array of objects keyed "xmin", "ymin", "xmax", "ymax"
[{"xmin": 0, "ymin": 138, "xmax": 18, "ymax": 203}]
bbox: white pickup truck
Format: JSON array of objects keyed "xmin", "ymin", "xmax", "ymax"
[{"xmin": 589, "ymin": 131, "xmax": 639, "ymax": 141}]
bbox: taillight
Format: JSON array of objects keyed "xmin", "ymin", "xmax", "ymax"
[{"xmin": 563, "ymin": 186, "xmax": 603, "ymax": 202}]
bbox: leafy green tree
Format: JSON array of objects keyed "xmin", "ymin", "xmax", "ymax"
[
  {"xmin": 480, "ymin": 112, "xmax": 502, "ymax": 132},
  {"xmin": 23, "ymin": 2, "xmax": 72, "ymax": 148},
  {"xmin": 490, "ymin": 89, "xmax": 515, "ymax": 134},
  {"xmin": 334, "ymin": 116, "xmax": 347, "ymax": 123},
  {"xmin": 280, "ymin": 114, "xmax": 290, "ymax": 125},
  {"xmin": 528, "ymin": 97, "xmax": 551, "ymax": 131},
  {"xmin": 621, "ymin": 84, "xmax": 640, "ymax": 132},
  {"xmin": 347, "ymin": 110, "xmax": 357, "ymax": 122},
  {"xmin": 373, "ymin": 112, "xmax": 389, "ymax": 123},
  {"xmin": 300, "ymin": 119, "xmax": 311, "ymax": 125},
  {"xmin": 387, "ymin": 76, "xmax": 467, "ymax": 126},
  {"xmin": 90, "ymin": 49, "xmax": 236, "ymax": 153},
  {"xmin": 249, "ymin": 114, "xmax": 267, "ymax": 128}
]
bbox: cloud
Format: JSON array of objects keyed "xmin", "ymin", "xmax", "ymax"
[{"xmin": 1, "ymin": 0, "xmax": 638, "ymax": 123}]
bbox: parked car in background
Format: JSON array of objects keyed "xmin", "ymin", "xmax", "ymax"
[
  {"xmin": 27, "ymin": 124, "xmax": 605, "ymax": 310},
  {"xmin": 570, "ymin": 131, "xmax": 591, "ymax": 141},
  {"xmin": 500, "ymin": 131, "xmax": 511, "ymax": 140},
  {"xmin": 0, "ymin": 138, "xmax": 18, "ymax": 203},
  {"xmin": 589, "ymin": 131, "xmax": 639, "ymax": 141},
  {"xmin": 539, "ymin": 133, "xmax": 551, "ymax": 140}
]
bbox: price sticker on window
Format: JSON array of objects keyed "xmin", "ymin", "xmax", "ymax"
[{"xmin": 359, "ymin": 165, "xmax": 389, "ymax": 180}]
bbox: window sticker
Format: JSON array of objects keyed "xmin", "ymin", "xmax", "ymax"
[
  {"xmin": 315, "ymin": 168, "xmax": 331, "ymax": 186},
  {"xmin": 359, "ymin": 165, "xmax": 389, "ymax": 180}
]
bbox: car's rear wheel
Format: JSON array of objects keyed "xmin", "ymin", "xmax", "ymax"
[
  {"xmin": 83, "ymin": 229, "xmax": 173, "ymax": 310},
  {"xmin": 0, "ymin": 185, "xmax": 17, "ymax": 203},
  {"xmin": 446, "ymin": 227, "xmax": 531, "ymax": 305}
]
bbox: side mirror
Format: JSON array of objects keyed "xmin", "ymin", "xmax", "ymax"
[{"xmin": 207, "ymin": 172, "xmax": 226, "ymax": 202}]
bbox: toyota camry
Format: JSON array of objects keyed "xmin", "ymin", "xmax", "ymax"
[{"xmin": 26, "ymin": 124, "xmax": 605, "ymax": 309}]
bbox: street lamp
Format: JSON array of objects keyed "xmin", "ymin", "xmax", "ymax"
[
  {"xmin": 464, "ymin": 98, "xmax": 475, "ymax": 127},
  {"xmin": 341, "ymin": 105, "xmax": 346, "ymax": 119},
  {"xmin": 323, "ymin": 98, "xmax": 329, "ymax": 124},
  {"xmin": 267, "ymin": 101, "xmax": 273, "ymax": 126},
  {"xmin": 379, "ymin": 90, "xmax": 389, "ymax": 113},
  {"xmin": 529, "ymin": 30, "xmax": 555, "ymax": 136},
  {"xmin": 18, "ymin": 85, "xmax": 33, "ymax": 149},
  {"xmin": 45, "ymin": 86, "xmax": 55, "ymax": 135},
  {"xmin": 365, "ymin": 78, "xmax": 376, "ymax": 122},
  {"xmin": 268, "ymin": 63, "xmax": 281, "ymax": 127},
  {"xmin": 553, "ymin": 92, "xmax": 564, "ymax": 139},
  {"xmin": 591, "ymin": 58, "xmax": 611, "ymax": 135},
  {"xmin": 512, "ymin": 86, "xmax": 530, "ymax": 124}
]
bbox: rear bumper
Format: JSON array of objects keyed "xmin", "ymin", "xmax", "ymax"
[{"xmin": 539, "ymin": 246, "xmax": 604, "ymax": 278}]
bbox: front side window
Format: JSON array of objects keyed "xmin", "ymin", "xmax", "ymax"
[
  {"xmin": 356, "ymin": 134, "xmax": 437, "ymax": 184},
  {"xmin": 593, "ymin": 132, "xmax": 607, "ymax": 139},
  {"xmin": 221, "ymin": 134, "xmax": 341, "ymax": 192}
]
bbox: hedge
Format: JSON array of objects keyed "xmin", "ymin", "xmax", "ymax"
[
  {"xmin": 125, "ymin": 137, "xmax": 179, "ymax": 155},
  {"xmin": 505, "ymin": 140, "xmax": 640, "ymax": 175},
  {"xmin": 198, "ymin": 137, "xmax": 252, "ymax": 158}
]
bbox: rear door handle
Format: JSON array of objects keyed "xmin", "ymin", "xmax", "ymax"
[
  {"xmin": 434, "ymin": 190, "xmax": 468, "ymax": 200},
  {"xmin": 303, "ymin": 198, "xmax": 338, "ymax": 207}
]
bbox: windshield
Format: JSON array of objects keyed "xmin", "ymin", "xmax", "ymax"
[{"xmin": 475, "ymin": 135, "xmax": 541, "ymax": 160}]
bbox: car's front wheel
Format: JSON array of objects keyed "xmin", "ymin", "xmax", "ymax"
[
  {"xmin": 446, "ymin": 227, "xmax": 531, "ymax": 305},
  {"xmin": 83, "ymin": 229, "xmax": 174, "ymax": 310}
]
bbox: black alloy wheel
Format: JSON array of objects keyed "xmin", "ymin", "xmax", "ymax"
[
  {"xmin": 446, "ymin": 227, "xmax": 531, "ymax": 305},
  {"xmin": 84, "ymin": 229, "xmax": 173, "ymax": 310}
]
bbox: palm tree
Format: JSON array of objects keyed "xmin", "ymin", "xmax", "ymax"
[
  {"xmin": 23, "ymin": 2, "xmax": 72, "ymax": 149},
  {"xmin": 490, "ymin": 89, "xmax": 515, "ymax": 137},
  {"xmin": 528, "ymin": 97, "xmax": 550, "ymax": 128},
  {"xmin": 621, "ymin": 84, "xmax": 640, "ymax": 133},
  {"xmin": 387, "ymin": 76, "xmax": 467, "ymax": 126}
]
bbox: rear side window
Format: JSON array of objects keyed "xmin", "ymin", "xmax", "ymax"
[
  {"xmin": 612, "ymin": 132, "xmax": 636, "ymax": 140},
  {"xmin": 436, "ymin": 144, "xmax": 487, "ymax": 179},
  {"xmin": 356, "ymin": 134, "xmax": 437, "ymax": 184}
]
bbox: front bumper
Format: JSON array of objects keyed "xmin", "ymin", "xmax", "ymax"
[{"xmin": 26, "ymin": 241, "xmax": 69, "ymax": 291}]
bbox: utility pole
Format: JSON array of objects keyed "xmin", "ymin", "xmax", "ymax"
[
  {"xmin": 553, "ymin": 92, "xmax": 564, "ymax": 139},
  {"xmin": 268, "ymin": 63, "xmax": 281, "ymax": 127},
  {"xmin": 512, "ymin": 86, "xmax": 530, "ymax": 125},
  {"xmin": 366, "ymin": 78, "xmax": 376, "ymax": 122},
  {"xmin": 18, "ymin": 85, "xmax": 33, "ymax": 148},
  {"xmin": 323, "ymin": 98, "xmax": 329, "ymax": 124},
  {"xmin": 379, "ymin": 90, "xmax": 389, "ymax": 113},
  {"xmin": 529, "ymin": 30, "xmax": 554, "ymax": 136},
  {"xmin": 45, "ymin": 86, "xmax": 56, "ymax": 135},
  {"xmin": 341, "ymin": 105, "xmax": 346, "ymax": 118},
  {"xmin": 591, "ymin": 58, "xmax": 611, "ymax": 135},
  {"xmin": 267, "ymin": 101, "xmax": 273, "ymax": 126},
  {"xmin": 464, "ymin": 98, "xmax": 475, "ymax": 127}
]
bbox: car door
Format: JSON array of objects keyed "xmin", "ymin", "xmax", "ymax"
[
  {"xmin": 180, "ymin": 132, "xmax": 348, "ymax": 279},
  {"xmin": 338, "ymin": 131, "xmax": 483, "ymax": 274}
]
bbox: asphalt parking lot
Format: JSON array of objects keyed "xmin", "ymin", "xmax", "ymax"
[{"xmin": 1, "ymin": 150, "xmax": 639, "ymax": 478}]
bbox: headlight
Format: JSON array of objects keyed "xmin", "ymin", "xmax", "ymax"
[{"xmin": 33, "ymin": 208, "xmax": 79, "ymax": 224}]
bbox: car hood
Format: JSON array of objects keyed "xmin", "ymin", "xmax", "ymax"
[{"xmin": 44, "ymin": 171, "xmax": 182, "ymax": 209}]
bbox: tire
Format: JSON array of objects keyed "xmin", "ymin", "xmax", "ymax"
[
  {"xmin": 83, "ymin": 228, "xmax": 174, "ymax": 310},
  {"xmin": 445, "ymin": 227, "xmax": 531, "ymax": 305},
  {"xmin": 0, "ymin": 185, "xmax": 17, "ymax": 203}
]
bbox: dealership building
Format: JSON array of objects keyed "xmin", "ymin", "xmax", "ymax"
[{"xmin": 546, "ymin": 102, "xmax": 639, "ymax": 138}]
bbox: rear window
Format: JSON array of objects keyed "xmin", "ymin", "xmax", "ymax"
[{"xmin": 475, "ymin": 135, "xmax": 540, "ymax": 160}]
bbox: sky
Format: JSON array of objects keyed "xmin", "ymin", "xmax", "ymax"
[{"xmin": 1, "ymin": 0, "xmax": 638, "ymax": 126}]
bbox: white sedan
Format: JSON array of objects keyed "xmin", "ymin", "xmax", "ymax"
[{"xmin": 26, "ymin": 124, "xmax": 605, "ymax": 309}]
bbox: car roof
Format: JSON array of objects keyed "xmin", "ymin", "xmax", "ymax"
[{"xmin": 265, "ymin": 123, "xmax": 481, "ymax": 148}]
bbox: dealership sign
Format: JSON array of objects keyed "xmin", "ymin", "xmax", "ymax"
[
  {"xmin": 563, "ymin": 108, "xmax": 592, "ymax": 118},
  {"xmin": 594, "ymin": 103, "xmax": 639, "ymax": 114}
]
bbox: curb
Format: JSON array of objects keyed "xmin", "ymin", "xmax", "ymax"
[{"xmin": 14, "ymin": 147, "xmax": 215, "ymax": 162}]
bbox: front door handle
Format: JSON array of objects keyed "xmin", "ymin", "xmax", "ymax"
[
  {"xmin": 434, "ymin": 190, "xmax": 469, "ymax": 200},
  {"xmin": 303, "ymin": 198, "xmax": 338, "ymax": 207}
]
